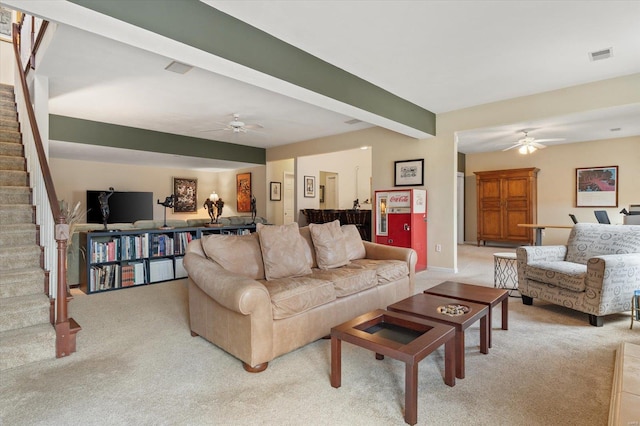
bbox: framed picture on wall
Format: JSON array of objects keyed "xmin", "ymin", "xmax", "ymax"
[
  {"xmin": 173, "ymin": 177, "xmax": 197, "ymax": 213},
  {"xmin": 270, "ymin": 181, "xmax": 281, "ymax": 201},
  {"xmin": 304, "ymin": 176, "xmax": 315, "ymax": 198},
  {"xmin": 237, "ymin": 172, "xmax": 252, "ymax": 212},
  {"xmin": 576, "ymin": 166, "xmax": 618, "ymax": 207},
  {"xmin": 394, "ymin": 159, "xmax": 424, "ymax": 186}
]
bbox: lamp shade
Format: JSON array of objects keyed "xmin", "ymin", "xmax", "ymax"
[{"xmin": 209, "ymin": 192, "xmax": 219, "ymax": 202}]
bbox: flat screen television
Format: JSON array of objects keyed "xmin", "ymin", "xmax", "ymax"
[{"xmin": 86, "ymin": 190, "xmax": 153, "ymax": 224}]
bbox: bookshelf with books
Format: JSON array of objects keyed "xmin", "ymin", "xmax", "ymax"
[
  {"xmin": 79, "ymin": 228, "xmax": 198, "ymax": 294},
  {"xmin": 79, "ymin": 225, "xmax": 256, "ymax": 294}
]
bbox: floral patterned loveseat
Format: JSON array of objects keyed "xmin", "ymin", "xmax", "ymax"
[{"xmin": 516, "ymin": 223, "xmax": 640, "ymax": 326}]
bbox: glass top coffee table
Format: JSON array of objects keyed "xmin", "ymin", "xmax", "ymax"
[
  {"xmin": 388, "ymin": 293, "xmax": 489, "ymax": 380},
  {"xmin": 330, "ymin": 309, "xmax": 456, "ymax": 426}
]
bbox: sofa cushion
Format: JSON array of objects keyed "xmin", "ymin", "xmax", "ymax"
[
  {"xmin": 524, "ymin": 261, "xmax": 587, "ymax": 292},
  {"xmin": 309, "ymin": 220, "xmax": 349, "ymax": 269},
  {"xmin": 566, "ymin": 223, "xmax": 640, "ymax": 265},
  {"xmin": 259, "ymin": 276, "xmax": 336, "ymax": 319},
  {"xmin": 342, "ymin": 225, "xmax": 366, "ymax": 260},
  {"xmin": 311, "ymin": 267, "xmax": 377, "ymax": 297},
  {"xmin": 346, "ymin": 259, "xmax": 409, "ymax": 284},
  {"xmin": 257, "ymin": 223, "xmax": 312, "ymax": 280},
  {"xmin": 299, "ymin": 226, "xmax": 318, "ymax": 269},
  {"xmin": 200, "ymin": 233, "xmax": 265, "ymax": 280}
]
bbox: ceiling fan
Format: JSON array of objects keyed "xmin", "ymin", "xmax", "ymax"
[
  {"xmin": 503, "ymin": 130, "xmax": 564, "ymax": 154},
  {"xmin": 203, "ymin": 113, "xmax": 264, "ymax": 134}
]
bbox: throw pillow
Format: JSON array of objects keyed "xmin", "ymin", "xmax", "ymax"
[
  {"xmin": 341, "ymin": 224, "xmax": 366, "ymax": 260},
  {"xmin": 309, "ymin": 220, "xmax": 349, "ymax": 269},
  {"xmin": 256, "ymin": 223, "xmax": 312, "ymax": 280},
  {"xmin": 201, "ymin": 233, "xmax": 265, "ymax": 280}
]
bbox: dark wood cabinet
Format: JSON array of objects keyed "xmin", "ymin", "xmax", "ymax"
[{"xmin": 474, "ymin": 168, "xmax": 539, "ymax": 246}]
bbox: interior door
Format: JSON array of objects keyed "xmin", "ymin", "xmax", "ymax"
[
  {"xmin": 283, "ymin": 172, "xmax": 294, "ymax": 224},
  {"xmin": 325, "ymin": 174, "xmax": 338, "ymax": 209}
]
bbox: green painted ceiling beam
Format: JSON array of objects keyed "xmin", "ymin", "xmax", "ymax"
[
  {"xmin": 67, "ymin": 0, "xmax": 436, "ymax": 136},
  {"xmin": 50, "ymin": 115, "xmax": 266, "ymax": 165}
]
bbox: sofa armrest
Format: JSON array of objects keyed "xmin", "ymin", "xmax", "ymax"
[
  {"xmin": 516, "ymin": 245, "xmax": 567, "ymax": 264},
  {"xmin": 363, "ymin": 241, "xmax": 417, "ymax": 270},
  {"xmin": 184, "ymin": 252, "xmax": 271, "ymax": 315},
  {"xmin": 586, "ymin": 253, "xmax": 640, "ymax": 293}
]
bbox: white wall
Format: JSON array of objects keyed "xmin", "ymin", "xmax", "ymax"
[
  {"xmin": 296, "ymin": 147, "xmax": 372, "ymax": 211},
  {"xmin": 265, "ymin": 158, "xmax": 294, "ymax": 225}
]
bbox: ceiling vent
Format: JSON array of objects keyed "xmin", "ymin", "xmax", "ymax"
[
  {"xmin": 165, "ymin": 61, "xmax": 193, "ymax": 74},
  {"xmin": 345, "ymin": 118, "xmax": 362, "ymax": 125},
  {"xmin": 589, "ymin": 47, "xmax": 613, "ymax": 62}
]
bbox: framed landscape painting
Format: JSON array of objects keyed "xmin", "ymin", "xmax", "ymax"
[
  {"xmin": 173, "ymin": 177, "xmax": 197, "ymax": 213},
  {"xmin": 576, "ymin": 166, "xmax": 618, "ymax": 207},
  {"xmin": 237, "ymin": 172, "xmax": 252, "ymax": 212}
]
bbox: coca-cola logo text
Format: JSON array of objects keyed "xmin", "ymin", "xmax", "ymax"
[{"xmin": 389, "ymin": 195, "xmax": 409, "ymax": 203}]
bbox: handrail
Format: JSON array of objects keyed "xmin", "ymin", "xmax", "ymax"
[
  {"xmin": 12, "ymin": 23, "xmax": 61, "ymax": 219},
  {"xmin": 11, "ymin": 21, "xmax": 77, "ymax": 358}
]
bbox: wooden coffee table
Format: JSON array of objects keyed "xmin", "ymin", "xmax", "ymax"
[
  {"xmin": 331, "ymin": 309, "xmax": 456, "ymax": 426},
  {"xmin": 388, "ymin": 294, "xmax": 489, "ymax": 380},
  {"xmin": 424, "ymin": 281, "xmax": 509, "ymax": 348}
]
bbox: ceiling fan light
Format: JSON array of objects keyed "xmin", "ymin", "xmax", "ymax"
[
  {"xmin": 528, "ymin": 145, "xmax": 537, "ymax": 153},
  {"xmin": 518, "ymin": 145, "xmax": 528, "ymax": 154}
]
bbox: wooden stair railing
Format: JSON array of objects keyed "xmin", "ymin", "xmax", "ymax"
[{"xmin": 12, "ymin": 21, "xmax": 80, "ymax": 358}]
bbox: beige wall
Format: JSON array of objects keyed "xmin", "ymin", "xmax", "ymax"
[
  {"xmin": 465, "ymin": 136, "xmax": 640, "ymax": 246},
  {"xmin": 50, "ymin": 158, "xmax": 266, "ymax": 223},
  {"xmin": 268, "ymin": 74, "xmax": 640, "ymax": 271},
  {"xmin": 0, "ymin": 40, "xmax": 15, "ymax": 85}
]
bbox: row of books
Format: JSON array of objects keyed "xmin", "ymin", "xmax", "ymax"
[
  {"xmin": 90, "ymin": 232, "xmax": 197, "ymax": 264},
  {"xmin": 89, "ymin": 262, "xmax": 146, "ymax": 292},
  {"xmin": 149, "ymin": 258, "xmax": 174, "ymax": 283},
  {"xmin": 121, "ymin": 234, "xmax": 150, "ymax": 261},
  {"xmin": 90, "ymin": 239, "xmax": 120, "ymax": 263}
]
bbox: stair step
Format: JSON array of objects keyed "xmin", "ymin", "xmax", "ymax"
[
  {"xmin": 0, "ymin": 155, "xmax": 26, "ymax": 171},
  {"xmin": 0, "ymin": 170, "xmax": 28, "ymax": 186},
  {"xmin": 0, "ymin": 108, "xmax": 16, "ymax": 118},
  {"xmin": 0, "ymin": 293, "xmax": 50, "ymax": 332},
  {"xmin": 0, "ymin": 223, "xmax": 38, "ymax": 247},
  {"xmin": 0, "ymin": 204, "xmax": 34, "ymax": 225},
  {"xmin": 0, "ymin": 119, "xmax": 18, "ymax": 131},
  {"xmin": 0, "ymin": 186, "xmax": 31, "ymax": 204},
  {"xmin": 0, "ymin": 245, "xmax": 41, "ymax": 270},
  {"xmin": 0, "ymin": 267, "xmax": 44, "ymax": 298},
  {"xmin": 0, "ymin": 323, "xmax": 55, "ymax": 371},
  {"xmin": 0, "ymin": 130, "xmax": 21, "ymax": 144},
  {"xmin": 0, "ymin": 141, "xmax": 23, "ymax": 156}
]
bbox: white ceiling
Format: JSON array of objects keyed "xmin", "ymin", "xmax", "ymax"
[{"xmin": 7, "ymin": 0, "xmax": 640, "ymax": 168}]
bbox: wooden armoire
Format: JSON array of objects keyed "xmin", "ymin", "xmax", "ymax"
[{"xmin": 474, "ymin": 167, "xmax": 539, "ymax": 246}]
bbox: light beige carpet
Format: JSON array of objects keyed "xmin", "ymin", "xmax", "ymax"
[{"xmin": 1, "ymin": 245, "xmax": 638, "ymax": 425}]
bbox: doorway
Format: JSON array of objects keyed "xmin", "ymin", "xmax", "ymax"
[
  {"xmin": 320, "ymin": 172, "xmax": 339, "ymax": 209},
  {"xmin": 283, "ymin": 172, "xmax": 294, "ymax": 224}
]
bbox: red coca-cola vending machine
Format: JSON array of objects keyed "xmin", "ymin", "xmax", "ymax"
[{"xmin": 374, "ymin": 189, "xmax": 427, "ymax": 271}]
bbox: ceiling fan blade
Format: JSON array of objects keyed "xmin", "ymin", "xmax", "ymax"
[
  {"xmin": 244, "ymin": 123, "xmax": 264, "ymax": 130},
  {"xmin": 531, "ymin": 142, "xmax": 547, "ymax": 149},
  {"xmin": 502, "ymin": 144, "xmax": 520, "ymax": 151},
  {"xmin": 533, "ymin": 138, "xmax": 565, "ymax": 143}
]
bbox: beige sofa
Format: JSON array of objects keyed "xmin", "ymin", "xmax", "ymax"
[
  {"xmin": 517, "ymin": 223, "xmax": 640, "ymax": 326},
  {"xmin": 184, "ymin": 221, "xmax": 417, "ymax": 372}
]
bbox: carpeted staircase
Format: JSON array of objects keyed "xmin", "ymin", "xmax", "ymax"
[{"xmin": 0, "ymin": 83, "xmax": 56, "ymax": 371}]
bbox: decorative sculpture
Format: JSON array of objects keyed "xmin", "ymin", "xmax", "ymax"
[
  {"xmin": 98, "ymin": 187, "xmax": 115, "ymax": 230},
  {"xmin": 157, "ymin": 194, "xmax": 176, "ymax": 229},
  {"xmin": 251, "ymin": 195, "xmax": 257, "ymax": 223}
]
